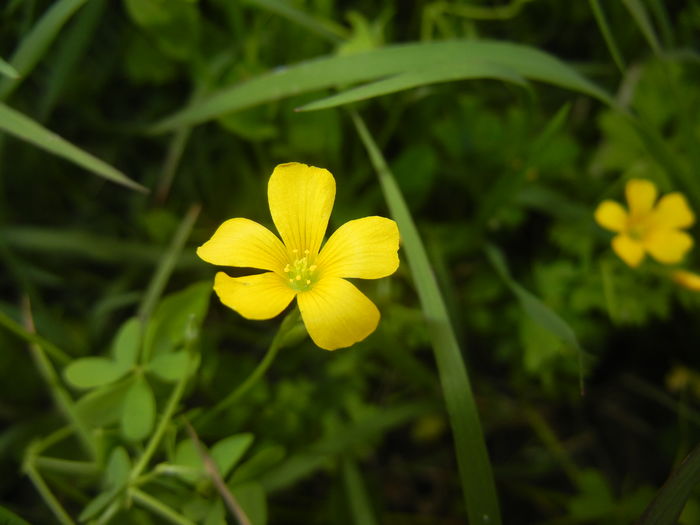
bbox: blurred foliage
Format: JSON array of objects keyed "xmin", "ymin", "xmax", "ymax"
[{"xmin": 2, "ymin": 0, "xmax": 700, "ymax": 524}]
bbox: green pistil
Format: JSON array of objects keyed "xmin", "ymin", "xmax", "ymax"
[{"xmin": 284, "ymin": 249, "xmax": 318, "ymax": 292}]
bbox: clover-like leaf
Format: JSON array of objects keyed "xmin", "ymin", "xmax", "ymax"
[
  {"xmin": 121, "ymin": 377, "xmax": 155, "ymax": 441},
  {"xmin": 64, "ymin": 357, "xmax": 129, "ymax": 390},
  {"xmin": 148, "ymin": 351, "xmax": 190, "ymax": 382},
  {"xmin": 113, "ymin": 317, "xmax": 141, "ymax": 367}
]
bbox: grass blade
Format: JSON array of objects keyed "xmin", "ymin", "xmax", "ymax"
[
  {"xmin": 342, "ymin": 458, "xmax": 378, "ymax": 525},
  {"xmin": 352, "ymin": 110, "xmax": 501, "ymax": 525},
  {"xmin": 297, "ymin": 60, "xmax": 526, "ymax": 111},
  {"xmin": 485, "ymin": 243, "xmax": 585, "ymax": 393},
  {"xmin": 243, "ymin": 0, "xmax": 348, "ymax": 42},
  {"xmin": 621, "ymin": 0, "xmax": 662, "ymax": 55},
  {"xmin": 152, "ymin": 40, "xmax": 613, "ymax": 132},
  {"xmin": 638, "ymin": 442, "xmax": 700, "ymax": 524},
  {"xmin": 137, "ymin": 203, "xmax": 201, "ymax": 324},
  {"xmin": 588, "ymin": 0, "xmax": 626, "ymax": 73},
  {"xmin": 0, "ymin": 0, "xmax": 89, "ymax": 101},
  {"xmin": 0, "ymin": 103, "xmax": 145, "ymax": 192},
  {"xmin": 0, "ymin": 57, "xmax": 19, "ymax": 79}
]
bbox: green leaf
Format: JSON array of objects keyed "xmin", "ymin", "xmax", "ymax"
[
  {"xmin": 230, "ymin": 446, "xmax": 286, "ymax": 485},
  {"xmin": 621, "ymin": 0, "xmax": 662, "ymax": 55},
  {"xmin": 211, "ymin": 433, "xmax": 254, "ymax": 479},
  {"xmin": 639, "ymin": 442, "xmax": 700, "ymax": 524},
  {"xmin": 121, "ymin": 377, "xmax": 155, "ymax": 441},
  {"xmin": 143, "ymin": 281, "xmax": 211, "ymax": 357},
  {"xmin": 342, "ymin": 458, "xmax": 377, "ymax": 525},
  {"xmin": 64, "ymin": 357, "xmax": 129, "ymax": 389},
  {"xmin": 297, "ymin": 60, "xmax": 527, "ymax": 111},
  {"xmin": 112, "ymin": 317, "xmax": 141, "ymax": 367},
  {"xmin": 79, "ymin": 447, "xmax": 131, "ymax": 521},
  {"xmin": 0, "ymin": 103, "xmax": 145, "ymax": 192},
  {"xmin": 352, "ymin": 112, "xmax": 500, "ymax": 525},
  {"xmin": 485, "ymin": 244, "xmax": 585, "ymax": 391},
  {"xmin": 230, "ymin": 482, "xmax": 267, "ymax": 525},
  {"xmin": 0, "ymin": 505, "xmax": 31, "ymax": 525},
  {"xmin": 0, "ymin": 0, "xmax": 89, "ymax": 100},
  {"xmin": 148, "ymin": 351, "xmax": 190, "ymax": 382},
  {"xmin": 0, "ymin": 58, "xmax": 19, "ymax": 80},
  {"xmin": 173, "ymin": 439, "xmax": 201, "ymax": 484},
  {"xmin": 75, "ymin": 377, "xmax": 135, "ymax": 427},
  {"xmin": 124, "ymin": 0, "xmax": 200, "ymax": 61},
  {"xmin": 152, "ymin": 40, "xmax": 613, "ymax": 132},
  {"xmin": 105, "ymin": 446, "xmax": 131, "ymax": 488}
]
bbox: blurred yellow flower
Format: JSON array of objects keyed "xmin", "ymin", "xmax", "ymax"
[
  {"xmin": 671, "ymin": 269, "xmax": 700, "ymax": 292},
  {"xmin": 197, "ymin": 162, "xmax": 400, "ymax": 350},
  {"xmin": 594, "ymin": 179, "xmax": 695, "ymax": 267}
]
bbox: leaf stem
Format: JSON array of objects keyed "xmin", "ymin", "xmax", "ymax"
[
  {"xmin": 24, "ymin": 460, "xmax": 76, "ymax": 525},
  {"xmin": 130, "ymin": 488, "xmax": 197, "ymax": 525},
  {"xmin": 195, "ymin": 309, "xmax": 300, "ymax": 428}
]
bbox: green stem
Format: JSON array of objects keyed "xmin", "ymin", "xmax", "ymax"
[
  {"xmin": 130, "ymin": 356, "xmax": 192, "ymax": 481},
  {"xmin": 0, "ymin": 309, "xmax": 71, "ymax": 364},
  {"xmin": 195, "ymin": 309, "xmax": 300, "ymax": 428},
  {"xmin": 22, "ymin": 303, "xmax": 96, "ymax": 460},
  {"xmin": 34, "ymin": 456, "xmax": 97, "ymax": 476},
  {"xmin": 24, "ymin": 461, "xmax": 76, "ymax": 525},
  {"xmin": 138, "ymin": 203, "xmax": 201, "ymax": 363},
  {"xmin": 130, "ymin": 488, "xmax": 197, "ymax": 525},
  {"xmin": 351, "ymin": 110, "xmax": 501, "ymax": 525}
]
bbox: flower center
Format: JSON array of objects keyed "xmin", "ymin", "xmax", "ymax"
[
  {"xmin": 284, "ymin": 249, "xmax": 318, "ymax": 292},
  {"xmin": 627, "ymin": 215, "xmax": 650, "ymax": 241}
]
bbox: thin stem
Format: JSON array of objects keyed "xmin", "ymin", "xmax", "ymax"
[
  {"xmin": 130, "ymin": 488, "xmax": 197, "ymax": 525},
  {"xmin": 34, "ymin": 456, "xmax": 97, "ymax": 476},
  {"xmin": 0, "ymin": 308, "xmax": 71, "ymax": 364},
  {"xmin": 24, "ymin": 461, "xmax": 76, "ymax": 525},
  {"xmin": 138, "ymin": 203, "xmax": 201, "ymax": 350},
  {"xmin": 130, "ymin": 355, "xmax": 192, "ymax": 481},
  {"xmin": 183, "ymin": 419, "xmax": 251, "ymax": 525},
  {"xmin": 195, "ymin": 309, "xmax": 299, "ymax": 428},
  {"xmin": 22, "ymin": 297, "xmax": 97, "ymax": 460},
  {"xmin": 95, "ymin": 500, "xmax": 121, "ymax": 525}
]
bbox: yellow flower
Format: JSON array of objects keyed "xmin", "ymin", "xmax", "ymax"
[
  {"xmin": 671, "ymin": 269, "xmax": 700, "ymax": 292},
  {"xmin": 197, "ymin": 162, "xmax": 400, "ymax": 351},
  {"xmin": 594, "ymin": 179, "xmax": 695, "ymax": 267}
]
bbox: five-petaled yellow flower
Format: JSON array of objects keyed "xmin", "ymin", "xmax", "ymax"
[
  {"xmin": 197, "ymin": 162, "xmax": 400, "ymax": 350},
  {"xmin": 594, "ymin": 179, "xmax": 695, "ymax": 268}
]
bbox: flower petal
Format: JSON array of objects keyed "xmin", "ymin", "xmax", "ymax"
[
  {"xmin": 297, "ymin": 277, "xmax": 380, "ymax": 351},
  {"xmin": 594, "ymin": 200, "xmax": 628, "ymax": 232},
  {"xmin": 197, "ymin": 218, "xmax": 287, "ymax": 272},
  {"xmin": 268, "ymin": 162, "xmax": 335, "ymax": 257},
  {"xmin": 651, "ymin": 192, "xmax": 695, "ymax": 229},
  {"xmin": 214, "ymin": 272, "xmax": 296, "ymax": 320},
  {"xmin": 672, "ymin": 270, "xmax": 700, "ymax": 292},
  {"xmin": 316, "ymin": 217, "xmax": 400, "ymax": 279},
  {"xmin": 644, "ymin": 229, "xmax": 694, "ymax": 264},
  {"xmin": 612, "ymin": 234, "xmax": 645, "ymax": 267},
  {"xmin": 625, "ymin": 179, "xmax": 657, "ymax": 216}
]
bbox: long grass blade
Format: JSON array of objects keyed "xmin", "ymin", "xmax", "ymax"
[
  {"xmin": 352, "ymin": 110, "xmax": 501, "ymax": 525},
  {"xmin": 153, "ymin": 40, "xmax": 613, "ymax": 132},
  {"xmin": 0, "ymin": 0, "xmax": 89, "ymax": 101},
  {"xmin": 342, "ymin": 458, "xmax": 378, "ymax": 525},
  {"xmin": 297, "ymin": 61, "xmax": 526, "ymax": 111},
  {"xmin": 639, "ymin": 442, "xmax": 700, "ymax": 524},
  {"xmin": 0, "ymin": 57, "xmax": 19, "ymax": 79},
  {"xmin": 0, "ymin": 103, "xmax": 146, "ymax": 192},
  {"xmin": 621, "ymin": 0, "xmax": 662, "ymax": 55},
  {"xmin": 588, "ymin": 0, "xmax": 626, "ymax": 73},
  {"xmin": 243, "ymin": 0, "xmax": 348, "ymax": 42}
]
